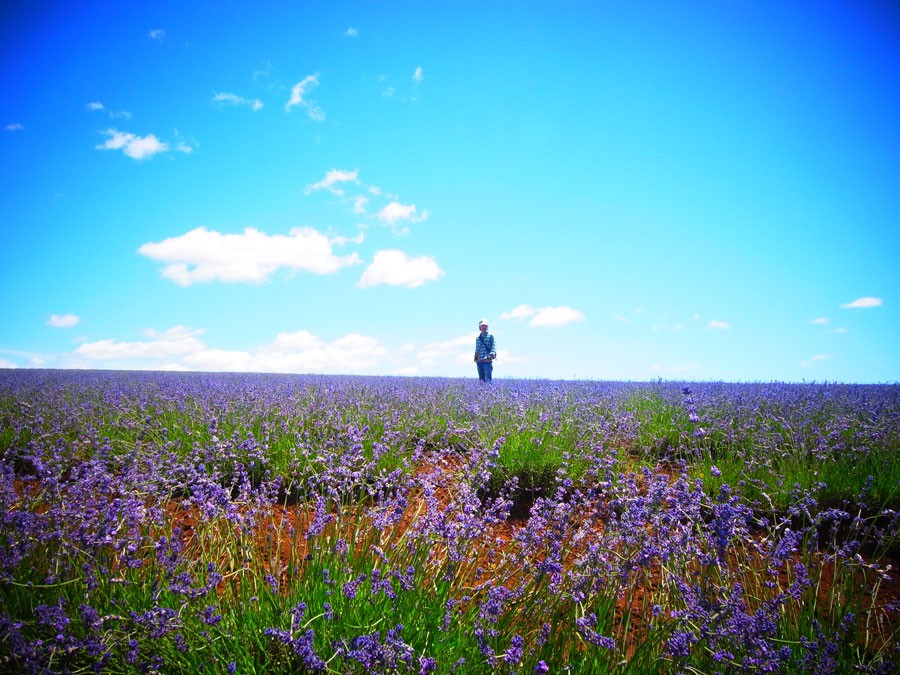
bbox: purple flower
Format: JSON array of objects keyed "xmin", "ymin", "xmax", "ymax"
[
  {"xmin": 479, "ymin": 584, "xmax": 513, "ymax": 624},
  {"xmin": 575, "ymin": 613, "xmax": 615, "ymax": 650},
  {"xmin": 666, "ymin": 630, "xmax": 697, "ymax": 657},
  {"xmin": 536, "ymin": 622, "xmax": 552, "ymax": 647},
  {"xmin": 396, "ymin": 565, "xmax": 416, "ymax": 591},
  {"xmin": 199, "ymin": 604, "xmax": 222, "ymax": 626},
  {"xmin": 35, "ymin": 598, "xmax": 70, "ymax": 635},
  {"xmin": 342, "ymin": 573, "xmax": 367, "ymax": 600},
  {"xmin": 79, "ymin": 604, "xmax": 102, "ymax": 632},
  {"xmin": 441, "ymin": 598, "xmax": 457, "ymax": 631},
  {"xmin": 505, "ymin": 634, "xmax": 523, "ymax": 665},
  {"xmin": 336, "ymin": 623, "xmax": 414, "ymax": 672},
  {"xmin": 126, "ymin": 638, "xmax": 140, "ymax": 664},
  {"xmin": 474, "ymin": 625, "xmax": 494, "ymax": 658},
  {"xmin": 264, "ymin": 626, "xmax": 325, "ymax": 671}
]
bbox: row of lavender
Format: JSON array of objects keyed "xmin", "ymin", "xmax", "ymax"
[{"xmin": 1, "ymin": 369, "xmax": 898, "ymax": 673}]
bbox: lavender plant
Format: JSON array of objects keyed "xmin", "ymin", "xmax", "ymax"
[{"xmin": 0, "ymin": 370, "xmax": 897, "ymax": 673}]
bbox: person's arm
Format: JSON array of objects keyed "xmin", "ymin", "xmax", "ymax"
[{"xmin": 489, "ymin": 335, "xmax": 496, "ymax": 360}]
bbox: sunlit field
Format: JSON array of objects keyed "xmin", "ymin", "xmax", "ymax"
[{"xmin": 1, "ymin": 370, "xmax": 898, "ymax": 673}]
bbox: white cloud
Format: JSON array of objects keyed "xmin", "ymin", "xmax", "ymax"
[
  {"xmin": 305, "ymin": 168, "xmax": 360, "ymax": 195},
  {"xmin": 253, "ymin": 61, "xmax": 273, "ymax": 82},
  {"xmin": 501, "ymin": 304, "xmax": 537, "ymax": 321},
  {"xmin": 75, "ymin": 326, "xmax": 205, "ymax": 362},
  {"xmin": 73, "ymin": 326, "xmax": 388, "ymax": 374},
  {"xmin": 358, "ymin": 249, "xmax": 443, "ymax": 288},
  {"xmin": 413, "ymin": 334, "xmax": 473, "ymax": 367},
  {"xmin": 137, "ymin": 226, "xmax": 362, "ymax": 286},
  {"xmin": 46, "ymin": 314, "xmax": 81, "ymax": 328},
  {"xmin": 353, "ymin": 195, "xmax": 369, "ymax": 213},
  {"xmin": 88, "ymin": 102, "xmax": 132, "ymax": 119},
  {"xmin": 279, "ymin": 333, "xmax": 386, "ymax": 371},
  {"xmin": 285, "ymin": 74, "xmax": 324, "ymax": 120},
  {"xmin": 212, "ymin": 92, "xmax": 263, "ymax": 111},
  {"xmin": 96, "ymin": 129, "xmax": 181, "ymax": 160},
  {"xmin": 613, "ymin": 314, "xmax": 630, "ymax": 324},
  {"xmin": 148, "ymin": 29, "xmax": 166, "ymax": 42},
  {"xmin": 0, "ymin": 347, "xmax": 50, "ymax": 369},
  {"xmin": 413, "ymin": 66, "xmax": 423, "ymax": 84},
  {"xmin": 531, "ymin": 306, "xmax": 586, "ymax": 328},
  {"xmin": 808, "ymin": 317, "xmax": 830, "ymax": 325},
  {"xmin": 801, "ymin": 353, "xmax": 834, "ymax": 368},
  {"xmin": 345, "ymin": 27, "xmax": 358, "ymax": 37},
  {"xmin": 4, "ymin": 123, "xmax": 24, "ymax": 132},
  {"xmin": 706, "ymin": 320, "xmax": 731, "ymax": 330},
  {"xmin": 331, "ymin": 231, "xmax": 365, "ymax": 247},
  {"xmin": 840, "ymin": 296, "xmax": 883, "ymax": 309},
  {"xmin": 376, "ymin": 201, "xmax": 428, "ymax": 226},
  {"xmin": 303, "ymin": 169, "xmax": 427, "ymax": 234},
  {"xmin": 409, "ymin": 333, "xmax": 522, "ymax": 372},
  {"xmin": 185, "ymin": 331, "xmax": 387, "ymax": 373},
  {"xmin": 501, "ymin": 304, "xmax": 585, "ymax": 328}
]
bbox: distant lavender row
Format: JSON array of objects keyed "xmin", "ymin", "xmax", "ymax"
[
  {"xmin": 3, "ymin": 369, "xmax": 898, "ymax": 506},
  {"xmin": 1, "ymin": 370, "xmax": 898, "ymax": 672}
]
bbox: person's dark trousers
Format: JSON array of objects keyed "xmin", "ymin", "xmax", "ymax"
[{"xmin": 477, "ymin": 361, "xmax": 493, "ymax": 382}]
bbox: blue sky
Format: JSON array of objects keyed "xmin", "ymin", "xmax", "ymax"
[{"xmin": 1, "ymin": 1, "xmax": 898, "ymax": 382}]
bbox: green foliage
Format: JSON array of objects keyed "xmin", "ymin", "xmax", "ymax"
[{"xmin": 620, "ymin": 390, "xmax": 693, "ymax": 460}]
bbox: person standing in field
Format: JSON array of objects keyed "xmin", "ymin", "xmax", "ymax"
[{"xmin": 474, "ymin": 319, "xmax": 496, "ymax": 382}]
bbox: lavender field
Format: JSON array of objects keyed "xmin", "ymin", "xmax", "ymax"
[{"xmin": 1, "ymin": 369, "xmax": 898, "ymax": 673}]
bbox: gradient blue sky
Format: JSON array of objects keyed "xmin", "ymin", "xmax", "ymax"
[{"xmin": 2, "ymin": 1, "xmax": 898, "ymax": 381}]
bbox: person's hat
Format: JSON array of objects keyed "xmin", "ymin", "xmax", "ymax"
[{"xmin": 479, "ymin": 318, "xmax": 488, "ymax": 327}]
